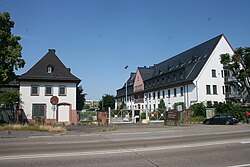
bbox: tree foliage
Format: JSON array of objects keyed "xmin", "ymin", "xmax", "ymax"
[
  {"xmin": 0, "ymin": 90, "xmax": 19, "ymax": 106},
  {"xmin": 119, "ymin": 101, "xmax": 126, "ymax": 110},
  {"xmin": 76, "ymin": 85, "xmax": 86, "ymax": 111},
  {"xmin": 99, "ymin": 94, "xmax": 115, "ymax": 111},
  {"xmin": 213, "ymin": 102, "xmax": 245, "ymax": 122},
  {"xmin": 0, "ymin": 12, "xmax": 25, "ymax": 85},
  {"xmin": 220, "ymin": 47, "xmax": 250, "ymax": 102},
  {"xmin": 189, "ymin": 103, "xmax": 206, "ymax": 117},
  {"xmin": 158, "ymin": 99, "xmax": 166, "ymax": 113}
]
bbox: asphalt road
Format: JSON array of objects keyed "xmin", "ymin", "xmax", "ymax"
[{"xmin": 1, "ymin": 124, "xmax": 250, "ymax": 167}]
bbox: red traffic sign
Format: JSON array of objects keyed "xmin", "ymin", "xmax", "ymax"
[{"xmin": 50, "ymin": 96, "xmax": 59, "ymax": 105}]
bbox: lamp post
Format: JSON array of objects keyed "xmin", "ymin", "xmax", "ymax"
[{"xmin": 124, "ymin": 65, "xmax": 128, "ymax": 109}]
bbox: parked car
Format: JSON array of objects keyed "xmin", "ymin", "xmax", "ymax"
[{"xmin": 203, "ymin": 114, "xmax": 238, "ymax": 125}]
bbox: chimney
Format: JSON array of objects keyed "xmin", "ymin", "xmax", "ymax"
[{"xmin": 48, "ymin": 49, "xmax": 56, "ymax": 53}]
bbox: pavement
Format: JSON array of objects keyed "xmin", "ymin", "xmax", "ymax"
[
  {"xmin": 0, "ymin": 122, "xmax": 179, "ymax": 138},
  {"xmin": 1, "ymin": 122, "xmax": 249, "ymax": 138}
]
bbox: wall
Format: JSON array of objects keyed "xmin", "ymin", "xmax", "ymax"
[
  {"xmin": 194, "ymin": 36, "xmax": 234, "ymax": 104},
  {"xmin": 19, "ymin": 81, "xmax": 77, "ymax": 121}
]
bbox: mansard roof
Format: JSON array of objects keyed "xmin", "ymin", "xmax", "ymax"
[{"xmin": 18, "ymin": 49, "xmax": 81, "ymax": 84}]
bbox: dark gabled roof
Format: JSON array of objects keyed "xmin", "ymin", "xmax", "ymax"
[
  {"xmin": 146, "ymin": 34, "xmax": 224, "ymax": 82},
  {"xmin": 121, "ymin": 72, "xmax": 136, "ymax": 88},
  {"xmin": 18, "ymin": 49, "xmax": 81, "ymax": 84},
  {"xmin": 138, "ymin": 67, "xmax": 154, "ymax": 81}
]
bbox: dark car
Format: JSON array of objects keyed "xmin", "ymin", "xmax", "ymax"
[{"xmin": 203, "ymin": 114, "xmax": 238, "ymax": 125}]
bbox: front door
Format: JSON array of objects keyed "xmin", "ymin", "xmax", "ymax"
[{"xmin": 58, "ymin": 105, "xmax": 70, "ymax": 122}]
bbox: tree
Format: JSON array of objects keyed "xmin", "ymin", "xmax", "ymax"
[
  {"xmin": 189, "ymin": 103, "xmax": 206, "ymax": 117},
  {"xmin": 119, "ymin": 101, "xmax": 126, "ymax": 110},
  {"xmin": 0, "ymin": 12, "xmax": 25, "ymax": 85},
  {"xmin": 220, "ymin": 47, "xmax": 250, "ymax": 102},
  {"xmin": 99, "ymin": 94, "xmax": 115, "ymax": 111},
  {"xmin": 158, "ymin": 99, "xmax": 166, "ymax": 113},
  {"xmin": 0, "ymin": 90, "xmax": 19, "ymax": 106},
  {"xmin": 76, "ymin": 85, "xmax": 86, "ymax": 111}
]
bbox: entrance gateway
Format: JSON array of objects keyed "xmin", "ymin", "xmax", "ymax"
[{"xmin": 108, "ymin": 108, "xmax": 166, "ymax": 124}]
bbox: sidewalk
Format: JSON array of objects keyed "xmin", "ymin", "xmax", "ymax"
[{"xmin": 1, "ymin": 123, "xmax": 248, "ymax": 138}]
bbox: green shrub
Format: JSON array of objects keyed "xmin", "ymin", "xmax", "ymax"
[
  {"xmin": 141, "ymin": 112, "xmax": 146, "ymax": 119},
  {"xmin": 189, "ymin": 103, "xmax": 206, "ymax": 117}
]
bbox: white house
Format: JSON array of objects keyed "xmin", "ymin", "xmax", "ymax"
[
  {"xmin": 116, "ymin": 34, "xmax": 235, "ymax": 111},
  {"xmin": 18, "ymin": 49, "xmax": 81, "ymax": 124}
]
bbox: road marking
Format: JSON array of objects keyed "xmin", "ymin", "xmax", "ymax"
[
  {"xmin": 1, "ymin": 138, "xmax": 250, "ymax": 161},
  {"xmin": 240, "ymin": 141, "xmax": 250, "ymax": 144},
  {"xmin": 46, "ymin": 140, "xmax": 100, "ymax": 145},
  {"xmin": 228, "ymin": 164, "xmax": 250, "ymax": 167}
]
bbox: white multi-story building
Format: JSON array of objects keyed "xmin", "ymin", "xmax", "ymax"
[
  {"xmin": 116, "ymin": 34, "xmax": 235, "ymax": 111},
  {"xmin": 18, "ymin": 49, "xmax": 81, "ymax": 124}
]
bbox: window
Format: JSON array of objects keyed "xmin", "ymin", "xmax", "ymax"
[
  {"xmin": 224, "ymin": 70, "xmax": 230, "ymax": 78},
  {"xmin": 206, "ymin": 85, "xmax": 211, "ymax": 94},
  {"xmin": 157, "ymin": 92, "xmax": 160, "ymax": 99},
  {"xmin": 149, "ymin": 93, "xmax": 151, "ymax": 99},
  {"xmin": 45, "ymin": 86, "xmax": 53, "ymax": 96},
  {"xmin": 153, "ymin": 92, "xmax": 155, "ymax": 99},
  {"xmin": 180, "ymin": 87, "xmax": 184, "ymax": 96},
  {"xmin": 47, "ymin": 65, "xmax": 54, "ymax": 74},
  {"xmin": 59, "ymin": 85, "xmax": 66, "ymax": 96},
  {"xmin": 48, "ymin": 67, "xmax": 52, "ymax": 73},
  {"xmin": 173, "ymin": 74, "xmax": 176, "ymax": 81},
  {"xmin": 31, "ymin": 85, "xmax": 39, "ymax": 96},
  {"xmin": 180, "ymin": 72, "xmax": 183, "ymax": 80},
  {"xmin": 222, "ymin": 86, "xmax": 225, "ymax": 95},
  {"xmin": 162, "ymin": 77, "xmax": 165, "ymax": 84},
  {"xmin": 174, "ymin": 88, "xmax": 177, "ymax": 97},
  {"xmin": 162, "ymin": 91, "xmax": 165, "ymax": 98},
  {"xmin": 225, "ymin": 86, "xmax": 231, "ymax": 94},
  {"xmin": 167, "ymin": 76, "xmax": 170, "ymax": 82},
  {"xmin": 213, "ymin": 85, "xmax": 217, "ymax": 94},
  {"xmin": 221, "ymin": 70, "xmax": 224, "ymax": 78},
  {"xmin": 212, "ymin": 69, "xmax": 216, "ymax": 77},
  {"xmin": 32, "ymin": 104, "xmax": 46, "ymax": 119},
  {"xmin": 168, "ymin": 90, "xmax": 170, "ymax": 98}
]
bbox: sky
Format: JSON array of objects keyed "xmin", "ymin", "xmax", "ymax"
[{"xmin": 1, "ymin": 0, "xmax": 250, "ymax": 100}]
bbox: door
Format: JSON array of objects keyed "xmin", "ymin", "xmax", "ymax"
[{"xmin": 58, "ymin": 105, "xmax": 70, "ymax": 122}]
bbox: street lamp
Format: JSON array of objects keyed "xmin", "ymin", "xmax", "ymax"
[{"xmin": 124, "ymin": 65, "xmax": 128, "ymax": 109}]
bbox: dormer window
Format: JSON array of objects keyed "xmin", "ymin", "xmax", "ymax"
[{"xmin": 47, "ymin": 65, "xmax": 54, "ymax": 74}]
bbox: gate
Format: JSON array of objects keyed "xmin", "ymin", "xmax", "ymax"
[
  {"xmin": 148, "ymin": 110, "xmax": 166, "ymax": 122},
  {"xmin": 108, "ymin": 109, "xmax": 166, "ymax": 124},
  {"xmin": 109, "ymin": 109, "xmax": 133, "ymax": 124}
]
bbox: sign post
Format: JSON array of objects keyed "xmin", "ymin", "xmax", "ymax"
[
  {"xmin": 50, "ymin": 96, "xmax": 59, "ymax": 120},
  {"xmin": 165, "ymin": 110, "xmax": 179, "ymax": 126}
]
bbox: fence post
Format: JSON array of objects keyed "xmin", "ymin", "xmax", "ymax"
[{"xmin": 108, "ymin": 107, "xmax": 111, "ymax": 124}]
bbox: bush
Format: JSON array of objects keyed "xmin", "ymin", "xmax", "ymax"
[
  {"xmin": 141, "ymin": 112, "xmax": 146, "ymax": 119},
  {"xmin": 214, "ymin": 103, "xmax": 246, "ymax": 122},
  {"xmin": 189, "ymin": 103, "xmax": 206, "ymax": 117}
]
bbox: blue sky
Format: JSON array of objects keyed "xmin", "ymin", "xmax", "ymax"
[{"xmin": 1, "ymin": 0, "xmax": 250, "ymax": 100}]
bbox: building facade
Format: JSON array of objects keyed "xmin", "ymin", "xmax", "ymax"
[
  {"xmin": 116, "ymin": 34, "xmax": 235, "ymax": 111},
  {"xmin": 18, "ymin": 49, "xmax": 81, "ymax": 124}
]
